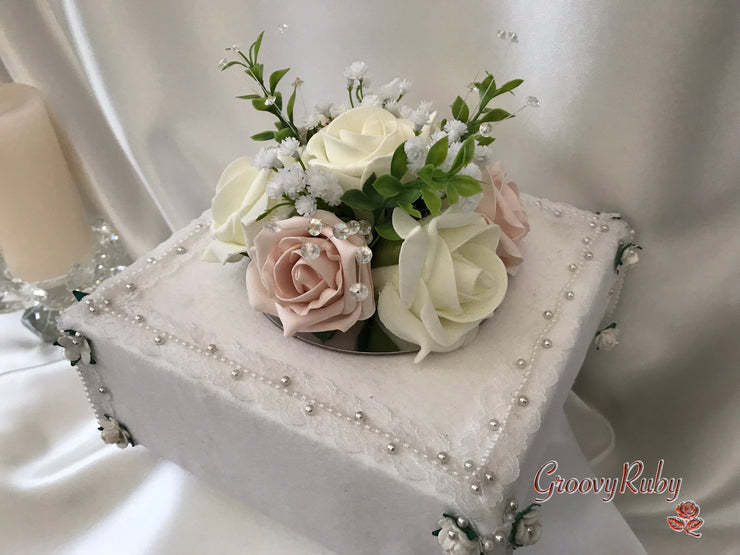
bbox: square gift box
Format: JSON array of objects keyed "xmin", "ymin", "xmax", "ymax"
[{"xmin": 59, "ymin": 194, "xmax": 631, "ymax": 554}]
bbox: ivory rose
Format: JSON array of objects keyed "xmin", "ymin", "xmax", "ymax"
[
  {"xmin": 203, "ymin": 157, "xmax": 289, "ymax": 263},
  {"xmin": 373, "ymin": 208, "xmax": 507, "ymax": 362},
  {"xmin": 513, "ymin": 508, "xmax": 543, "ymax": 546},
  {"xmin": 303, "ymin": 106, "xmax": 415, "ymax": 191},
  {"xmin": 475, "ymin": 161, "xmax": 530, "ymax": 275},
  {"xmin": 435, "ymin": 517, "xmax": 479, "ymax": 554},
  {"xmin": 246, "ymin": 210, "xmax": 375, "ymax": 336}
]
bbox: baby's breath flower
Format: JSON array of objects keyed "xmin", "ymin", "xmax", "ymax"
[
  {"xmin": 270, "ymin": 163, "xmax": 306, "ymax": 199},
  {"xmin": 360, "ymin": 94, "xmax": 382, "ymax": 107},
  {"xmin": 402, "ymin": 100, "xmax": 434, "ymax": 131},
  {"xmin": 315, "ymin": 102, "xmax": 333, "ymax": 119},
  {"xmin": 303, "ymin": 111, "xmax": 321, "ymax": 130},
  {"xmin": 330, "ymin": 103, "xmax": 350, "ymax": 118},
  {"xmin": 456, "ymin": 192, "xmax": 482, "ymax": 211},
  {"xmin": 431, "ymin": 130, "xmax": 448, "ymax": 143},
  {"xmin": 278, "ymin": 137, "xmax": 301, "ymax": 159},
  {"xmin": 295, "ymin": 194, "xmax": 316, "ymax": 216},
  {"xmin": 254, "ymin": 147, "xmax": 281, "ymax": 170},
  {"xmin": 474, "ymin": 144, "xmax": 494, "ymax": 166},
  {"xmin": 384, "ymin": 100, "xmax": 401, "ymax": 117},
  {"xmin": 444, "ymin": 119, "xmax": 468, "ymax": 143},
  {"xmin": 440, "ymin": 141, "xmax": 462, "ymax": 172},
  {"xmin": 404, "ymin": 136, "xmax": 429, "ymax": 173},
  {"xmin": 306, "ymin": 167, "xmax": 343, "ymax": 206},
  {"xmin": 459, "ymin": 162, "xmax": 482, "ymax": 181},
  {"xmin": 343, "ymin": 61, "xmax": 368, "ymax": 81}
]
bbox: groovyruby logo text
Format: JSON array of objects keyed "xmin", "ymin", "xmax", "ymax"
[{"xmin": 533, "ymin": 459, "xmax": 681, "ymax": 504}]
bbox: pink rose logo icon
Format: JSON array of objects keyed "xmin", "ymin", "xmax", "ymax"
[{"xmin": 666, "ymin": 500, "xmax": 703, "ymax": 538}]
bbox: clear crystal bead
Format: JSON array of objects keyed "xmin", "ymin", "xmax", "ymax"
[
  {"xmin": 292, "ymin": 77, "xmax": 304, "ymax": 88},
  {"xmin": 230, "ymin": 44, "xmax": 240, "ymax": 51},
  {"xmin": 508, "ymin": 32, "xmax": 519, "ymax": 43},
  {"xmin": 307, "ymin": 218, "xmax": 323, "ymax": 236},
  {"xmin": 300, "ymin": 242, "xmax": 321, "ymax": 260},
  {"xmin": 526, "ymin": 96, "xmax": 540, "ymax": 108},
  {"xmin": 479, "ymin": 122, "xmax": 493, "ymax": 137},
  {"xmin": 465, "ymin": 82, "xmax": 478, "ymax": 93},
  {"xmin": 349, "ymin": 282, "xmax": 369, "ymax": 301},
  {"xmin": 217, "ymin": 58, "xmax": 228, "ymax": 70},
  {"xmin": 496, "ymin": 29, "xmax": 507, "ymax": 39},
  {"xmin": 355, "ymin": 246, "xmax": 372, "ymax": 264},
  {"xmin": 264, "ymin": 220, "xmax": 282, "ymax": 233},
  {"xmin": 278, "ymin": 23, "xmax": 289, "ymax": 34},
  {"xmin": 358, "ymin": 220, "xmax": 372, "ymax": 235},
  {"xmin": 264, "ymin": 96, "xmax": 277, "ymax": 106},
  {"xmin": 346, "ymin": 220, "xmax": 361, "ymax": 235},
  {"xmin": 333, "ymin": 222, "xmax": 350, "ymax": 240}
]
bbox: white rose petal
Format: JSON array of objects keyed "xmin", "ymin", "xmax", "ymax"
[
  {"xmin": 513, "ymin": 509, "xmax": 543, "ymax": 546},
  {"xmin": 374, "ymin": 208, "xmax": 508, "ymax": 362},
  {"xmin": 595, "ymin": 327, "xmax": 620, "ymax": 351},
  {"xmin": 436, "ymin": 518, "xmax": 479, "ymax": 555},
  {"xmin": 302, "ymin": 106, "xmax": 415, "ymax": 191},
  {"xmin": 203, "ymin": 157, "xmax": 290, "ymax": 263}
]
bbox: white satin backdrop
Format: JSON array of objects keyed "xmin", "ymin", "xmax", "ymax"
[{"xmin": 0, "ymin": 0, "xmax": 738, "ymax": 553}]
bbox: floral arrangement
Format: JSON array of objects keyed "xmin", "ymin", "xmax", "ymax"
[{"xmin": 206, "ymin": 32, "xmax": 530, "ymax": 362}]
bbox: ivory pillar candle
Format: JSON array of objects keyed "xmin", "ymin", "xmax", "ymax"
[{"xmin": 0, "ymin": 83, "xmax": 93, "ymax": 282}]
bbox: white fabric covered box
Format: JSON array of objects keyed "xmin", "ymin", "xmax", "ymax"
[{"xmin": 59, "ymin": 194, "xmax": 630, "ymax": 554}]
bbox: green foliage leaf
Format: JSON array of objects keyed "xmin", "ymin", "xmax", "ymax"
[
  {"xmin": 361, "ymin": 173, "xmax": 383, "ymax": 204},
  {"xmin": 220, "ymin": 61, "xmax": 244, "ymax": 72},
  {"xmin": 274, "ymin": 128, "xmax": 293, "ymax": 142},
  {"xmin": 477, "ymin": 73, "xmax": 496, "ymax": 105},
  {"xmin": 447, "ymin": 175, "xmax": 482, "ymax": 197},
  {"xmin": 477, "ymin": 136, "xmax": 495, "ymax": 146},
  {"xmin": 236, "ymin": 94, "xmax": 260, "ymax": 100},
  {"xmin": 375, "ymin": 220, "xmax": 402, "ymax": 241},
  {"xmin": 250, "ymin": 63, "xmax": 264, "ymax": 82},
  {"xmin": 251, "ymin": 130, "xmax": 275, "ymax": 141},
  {"xmin": 398, "ymin": 203, "xmax": 422, "ymax": 219},
  {"xmin": 287, "ymin": 87, "xmax": 297, "ymax": 122},
  {"xmin": 421, "ymin": 188, "xmax": 442, "ymax": 215},
  {"xmin": 449, "ymin": 135, "xmax": 477, "ymax": 174},
  {"xmin": 451, "ymin": 96, "xmax": 470, "ymax": 122},
  {"xmin": 393, "ymin": 188, "xmax": 421, "ymax": 205},
  {"xmin": 373, "ymin": 174, "xmax": 404, "ymax": 196},
  {"xmin": 390, "ymin": 143, "xmax": 408, "ymax": 179},
  {"xmin": 480, "ymin": 108, "xmax": 511, "ymax": 123},
  {"xmin": 425, "ymin": 135, "xmax": 449, "ymax": 167},
  {"xmin": 496, "ymin": 78, "xmax": 524, "ymax": 96},
  {"xmin": 249, "ymin": 31, "xmax": 265, "ymax": 63},
  {"xmin": 251, "ymin": 97, "xmax": 270, "ymax": 111},
  {"xmin": 341, "ymin": 189, "xmax": 381, "ymax": 210},
  {"xmin": 446, "ymin": 186, "xmax": 460, "ymax": 205},
  {"xmin": 269, "ymin": 68, "xmax": 291, "ymax": 93}
]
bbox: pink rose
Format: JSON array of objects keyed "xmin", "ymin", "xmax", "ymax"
[
  {"xmin": 246, "ymin": 210, "xmax": 375, "ymax": 336},
  {"xmin": 475, "ymin": 161, "xmax": 530, "ymax": 275}
]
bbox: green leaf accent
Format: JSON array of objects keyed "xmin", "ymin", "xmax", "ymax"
[
  {"xmin": 446, "ymin": 187, "xmax": 459, "ymax": 205},
  {"xmin": 496, "ymin": 78, "xmax": 524, "ymax": 96},
  {"xmin": 72, "ymin": 290, "xmax": 89, "ymax": 302},
  {"xmin": 451, "ymin": 96, "xmax": 470, "ymax": 122},
  {"xmin": 393, "ymin": 188, "xmax": 422, "ymax": 205},
  {"xmin": 477, "ymin": 136, "xmax": 495, "ymax": 146},
  {"xmin": 341, "ymin": 189, "xmax": 380, "ymax": 210},
  {"xmin": 274, "ymin": 128, "xmax": 293, "ymax": 142},
  {"xmin": 480, "ymin": 108, "xmax": 512, "ymax": 123},
  {"xmin": 250, "ymin": 63, "xmax": 264, "ymax": 82},
  {"xmin": 287, "ymin": 86, "xmax": 297, "ymax": 123},
  {"xmin": 252, "ymin": 97, "xmax": 270, "ymax": 111},
  {"xmin": 390, "ymin": 143, "xmax": 408, "ymax": 179},
  {"xmin": 269, "ymin": 68, "xmax": 290, "ymax": 93},
  {"xmin": 375, "ymin": 220, "xmax": 402, "ymax": 241},
  {"xmin": 425, "ymin": 135, "xmax": 449, "ymax": 167},
  {"xmin": 255, "ymin": 201, "xmax": 293, "ymax": 221},
  {"xmin": 219, "ymin": 61, "xmax": 244, "ymax": 72},
  {"xmin": 398, "ymin": 202, "xmax": 422, "ymax": 218},
  {"xmin": 373, "ymin": 174, "xmax": 404, "ymax": 196},
  {"xmin": 249, "ymin": 31, "xmax": 265, "ymax": 63},
  {"xmin": 421, "ymin": 188, "xmax": 442, "ymax": 215},
  {"xmin": 372, "ymin": 238, "xmax": 402, "ymax": 267},
  {"xmin": 449, "ymin": 135, "xmax": 477, "ymax": 174},
  {"xmin": 236, "ymin": 94, "xmax": 261, "ymax": 100},
  {"xmin": 251, "ymin": 130, "xmax": 275, "ymax": 141},
  {"xmin": 361, "ymin": 173, "xmax": 384, "ymax": 204},
  {"xmin": 448, "ymin": 175, "xmax": 482, "ymax": 197}
]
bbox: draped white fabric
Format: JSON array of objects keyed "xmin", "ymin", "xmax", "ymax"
[{"xmin": 1, "ymin": 1, "xmax": 738, "ymax": 553}]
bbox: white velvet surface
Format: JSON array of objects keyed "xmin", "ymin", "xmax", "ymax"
[
  {"xmin": 1, "ymin": 311, "xmax": 646, "ymax": 554},
  {"xmin": 1, "ymin": 0, "xmax": 738, "ymax": 553}
]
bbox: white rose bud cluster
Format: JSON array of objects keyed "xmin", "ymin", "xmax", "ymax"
[
  {"xmin": 436, "ymin": 518, "xmax": 479, "ymax": 555},
  {"xmin": 513, "ymin": 508, "xmax": 543, "ymax": 546},
  {"xmin": 595, "ymin": 325, "xmax": 620, "ymax": 351}
]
